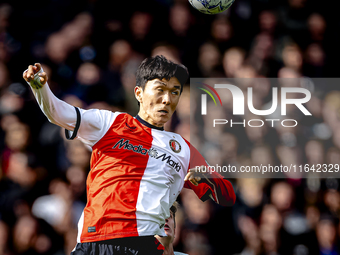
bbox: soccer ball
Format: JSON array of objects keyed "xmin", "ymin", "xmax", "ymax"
[{"xmin": 188, "ymin": 0, "xmax": 235, "ymax": 14}]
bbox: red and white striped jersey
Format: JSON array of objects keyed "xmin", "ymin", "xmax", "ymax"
[{"xmin": 28, "ymin": 81, "xmax": 236, "ymax": 244}]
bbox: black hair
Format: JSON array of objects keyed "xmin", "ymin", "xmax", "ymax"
[
  {"xmin": 170, "ymin": 201, "xmax": 178, "ymax": 228},
  {"xmin": 135, "ymin": 55, "xmax": 189, "ymax": 94}
]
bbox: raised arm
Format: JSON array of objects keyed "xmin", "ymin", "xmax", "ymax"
[
  {"xmin": 23, "ymin": 63, "xmax": 117, "ymax": 146},
  {"xmin": 23, "ymin": 63, "xmax": 79, "ymax": 131}
]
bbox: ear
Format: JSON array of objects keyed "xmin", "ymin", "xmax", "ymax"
[{"xmin": 134, "ymin": 86, "xmax": 143, "ymax": 104}]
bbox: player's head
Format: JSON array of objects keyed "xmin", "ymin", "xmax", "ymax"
[
  {"xmin": 134, "ymin": 55, "xmax": 189, "ymax": 127},
  {"xmin": 135, "ymin": 55, "xmax": 188, "ymax": 94},
  {"xmin": 164, "ymin": 202, "xmax": 178, "ymax": 243},
  {"xmin": 155, "ymin": 202, "xmax": 179, "ymax": 248}
]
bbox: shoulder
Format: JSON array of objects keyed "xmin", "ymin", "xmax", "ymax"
[
  {"xmin": 163, "ymin": 131, "xmax": 190, "ymax": 147},
  {"xmin": 81, "ymin": 110, "xmax": 129, "ymax": 125},
  {"xmin": 79, "ymin": 110, "xmax": 127, "ymax": 137}
]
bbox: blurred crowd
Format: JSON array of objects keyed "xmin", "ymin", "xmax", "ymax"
[{"xmin": 1, "ymin": 0, "xmax": 340, "ymax": 254}]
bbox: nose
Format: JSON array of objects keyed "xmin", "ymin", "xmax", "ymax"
[{"xmin": 162, "ymin": 92, "xmax": 171, "ymax": 105}]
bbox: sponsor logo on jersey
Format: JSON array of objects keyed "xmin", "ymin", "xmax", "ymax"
[
  {"xmin": 169, "ymin": 139, "xmax": 181, "ymax": 153},
  {"xmin": 155, "ymin": 153, "xmax": 181, "ymax": 172},
  {"xmin": 124, "ymin": 123, "xmax": 137, "ymax": 131},
  {"xmin": 113, "ymin": 138, "xmax": 148, "ymax": 155},
  {"xmin": 148, "ymin": 148, "xmax": 158, "ymax": 158},
  {"xmin": 113, "ymin": 139, "xmax": 181, "ymax": 172}
]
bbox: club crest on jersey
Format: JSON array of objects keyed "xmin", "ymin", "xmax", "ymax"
[{"xmin": 169, "ymin": 139, "xmax": 181, "ymax": 153}]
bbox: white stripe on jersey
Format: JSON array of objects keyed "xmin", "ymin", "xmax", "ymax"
[
  {"xmin": 76, "ymin": 211, "xmax": 84, "ymax": 243},
  {"xmin": 135, "ymin": 129, "xmax": 190, "ymax": 236}
]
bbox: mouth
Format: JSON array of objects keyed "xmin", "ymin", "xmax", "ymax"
[
  {"xmin": 158, "ymin": 109, "xmax": 169, "ymax": 115},
  {"xmin": 164, "ymin": 224, "xmax": 170, "ymax": 230}
]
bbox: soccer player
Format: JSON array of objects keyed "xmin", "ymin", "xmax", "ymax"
[
  {"xmin": 23, "ymin": 56, "xmax": 236, "ymax": 255},
  {"xmin": 155, "ymin": 202, "xmax": 188, "ymax": 255}
]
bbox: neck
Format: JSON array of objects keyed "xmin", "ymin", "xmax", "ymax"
[
  {"xmin": 137, "ymin": 109, "xmax": 164, "ymax": 128},
  {"xmin": 136, "ymin": 114, "xmax": 164, "ymax": 131},
  {"xmin": 163, "ymin": 245, "xmax": 174, "ymax": 255}
]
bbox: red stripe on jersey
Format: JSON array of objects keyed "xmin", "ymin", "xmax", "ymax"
[
  {"xmin": 155, "ymin": 239, "xmax": 165, "ymax": 251},
  {"xmin": 183, "ymin": 138, "xmax": 236, "ymax": 206},
  {"xmin": 80, "ymin": 114, "xmax": 153, "ymax": 242}
]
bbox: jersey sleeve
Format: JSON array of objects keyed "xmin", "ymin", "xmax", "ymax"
[
  {"xmin": 183, "ymin": 140, "xmax": 236, "ymax": 206},
  {"xmin": 26, "ymin": 70, "xmax": 117, "ymax": 147}
]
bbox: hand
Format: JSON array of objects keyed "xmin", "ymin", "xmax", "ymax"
[
  {"xmin": 184, "ymin": 165, "xmax": 207, "ymax": 186},
  {"xmin": 23, "ymin": 63, "xmax": 48, "ymax": 87}
]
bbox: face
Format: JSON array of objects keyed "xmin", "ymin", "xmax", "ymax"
[
  {"xmin": 135, "ymin": 77, "xmax": 181, "ymax": 127},
  {"xmin": 164, "ymin": 211, "xmax": 175, "ymax": 242},
  {"xmin": 154, "ymin": 210, "xmax": 176, "ymax": 248}
]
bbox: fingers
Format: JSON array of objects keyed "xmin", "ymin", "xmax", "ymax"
[
  {"xmin": 23, "ymin": 70, "xmax": 29, "ymax": 82},
  {"xmin": 184, "ymin": 172, "xmax": 190, "ymax": 182},
  {"xmin": 188, "ymin": 165, "xmax": 207, "ymax": 174},
  {"xmin": 26, "ymin": 65, "xmax": 35, "ymax": 81},
  {"xmin": 23, "ymin": 63, "xmax": 46, "ymax": 85},
  {"xmin": 184, "ymin": 165, "xmax": 208, "ymax": 186},
  {"xmin": 184, "ymin": 172, "xmax": 201, "ymax": 186},
  {"xmin": 34, "ymin": 63, "xmax": 41, "ymax": 72},
  {"xmin": 185, "ymin": 172, "xmax": 201, "ymax": 182},
  {"xmin": 38, "ymin": 72, "xmax": 48, "ymax": 85},
  {"xmin": 190, "ymin": 176, "xmax": 200, "ymax": 186},
  {"xmin": 23, "ymin": 69, "xmax": 33, "ymax": 82},
  {"xmin": 184, "ymin": 172, "xmax": 197, "ymax": 185}
]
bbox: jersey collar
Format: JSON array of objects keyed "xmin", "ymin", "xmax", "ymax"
[{"xmin": 136, "ymin": 115, "xmax": 164, "ymax": 131}]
